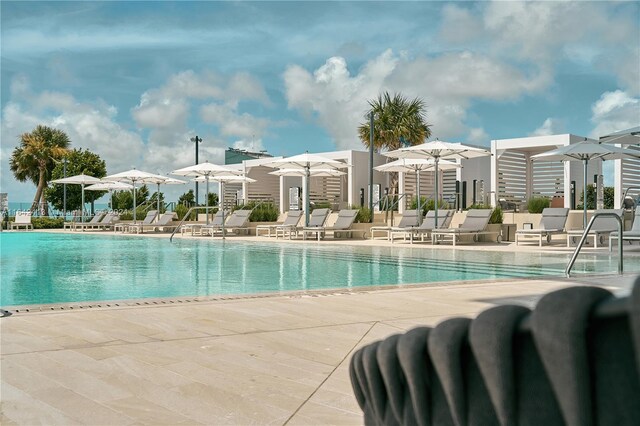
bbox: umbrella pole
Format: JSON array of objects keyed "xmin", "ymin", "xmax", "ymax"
[
  {"xmin": 416, "ymin": 170, "xmax": 421, "ymax": 224},
  {"xmin": 221, "ymin": 181, "xmax": 225, "ymax": 240},
  {"xmin": 157, "ymin": 183, "xmax": 161, "ymax": 221},
  {"xmin": 434, "ymin": 157, "xmax": 439, "ymax": 228},
  {"xmin": 305, "ymin": 165, "xmax": 310, "ymax": 227},
  {"xmin": 583, "ymin": 158, "xmax": 588, "ymax": 229},
  {"xmin": 133, "ymin": 181, "xmax": 137, "ymax": 223},
  {"xmin": 81, "ymin": 184, "xmax": 85, "ymax": 225},
  {"xmin": 205, "ymin": 174, "xmax": 210, "ymax": 226}
]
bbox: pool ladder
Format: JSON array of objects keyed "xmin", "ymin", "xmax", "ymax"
[{"xmin": 565, "ymin": 212, "xmax": 624, "ymax": 277}]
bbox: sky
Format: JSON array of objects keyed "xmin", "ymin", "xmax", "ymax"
[{"xmin": 1, "ymin": 1, "xmax": 639, "ymax": 204}]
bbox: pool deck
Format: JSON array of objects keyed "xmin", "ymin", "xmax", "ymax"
[{"xmin": 2, "ymin": 231, "xmax": 639, "ymax": 425}]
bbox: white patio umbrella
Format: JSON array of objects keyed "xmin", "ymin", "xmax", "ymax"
[
  {"xmin": 194, "ymin": 175, "xmax": 256, "ymax": 238},
  {"xmin": 385, "ymin": 141, "xmax": 491, "ymax": 226},
  {"xmin": 263, "ymin": 153, "xmax": 350, "ymax": 226},
  {"xmin": 102, "ymin": 169, "xmax": 163, "ymax": 222},
  {"xmin": 268, "ymin": 168, "xmax": 347, "ymax": 178},
  {"xmin": 172, "ymin": 162, "xmax": 243, "ymax": 225},
  {"xmin": 84, "ymin": 181, "xmax": 133, "ymax": 211},
  {"xmin": 50, "ymin": 174, "xmax": 102, "ymax": 222},
  {"xmin": 134, "ymin": 175, "xmax": 186, "ymax": 221},
  {"xmin": 532, "ymin": 140, "xmax": 640, "ymax": 228},
  {"xmin": 374, "ymin": 158, "xmax": 461, "ymax": 220},
  {"xmin": 599, "ymin": 126, "xmax": 640, "ymax": 145}
]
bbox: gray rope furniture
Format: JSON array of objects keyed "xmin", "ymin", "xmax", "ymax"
[{"xmin": 350, "ymin": 276, "xmax": 640, "ymax": 426}]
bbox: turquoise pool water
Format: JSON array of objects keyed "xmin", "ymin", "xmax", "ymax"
[{"xmin": 0, "ymin": 232, "xmax": 634, "ymax": 307}]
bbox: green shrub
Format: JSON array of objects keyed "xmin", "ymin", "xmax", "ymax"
[
  {"xmin": 409, "ymin": 197, "xmax": 449, "ymax": 216},
  {"xmin": 527, "ymin": 197, "xmax": 550, "ymax": 214},
  {"xmin": 489, "ymin": 206, "xmax": 503, "ymax": 224},
  {"xmin": 467, "ymin": 204, "xmax": 503, "ymax": 224},
  {"xmin": 355, "ymin": 207, "xmax": 372, "ymax": 223},
  {"xmin": 577, "ymin": 184, "xmax": 615, "ymax": 209},
  {"xmin": 32, "ymin": 217, "xmax": 64, "ymax": 229},
  {"xmin": 174, "ymin": 204, "xmax": 203, "ymax": 221},
  {"xmin": 235, "ymin": 202, "xmax": 279, "ymax": 222}
]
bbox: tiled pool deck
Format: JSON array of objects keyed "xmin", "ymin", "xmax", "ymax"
[{"xmin": 2, "ymin": 232, "xmax": 638, "ymax": 424}]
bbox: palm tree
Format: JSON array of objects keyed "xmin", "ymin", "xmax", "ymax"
[
  {"xmin": 9, "ymin": 125, "xmax": 71, "ymax": 215},
  {"xmin": 358, "ymin": 92, "xmax": 431, "ymax": 196}
]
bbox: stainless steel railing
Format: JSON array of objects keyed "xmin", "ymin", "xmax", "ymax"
[
  {"xmin": 565, "ymin": 212, "xmax": 623, "ymax": 277},
  {"xmin": 169, "ymin": 206, "xmax": 217, "ymax": 242}
]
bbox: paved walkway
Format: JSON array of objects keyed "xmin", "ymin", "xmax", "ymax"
[{"xmin": 2, "ymin": 272, "xmax": 637, "ymax": 425}]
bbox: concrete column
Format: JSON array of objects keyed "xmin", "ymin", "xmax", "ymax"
[
  {"xmin": 564, "ymin": 161, "xmax": 572, "ymax": 209},
  {"xmin": 347, "ymin": 162, "xmax": 354, "ymax": 207},
  {"xmin": 614, "ymin": 154, "xmax": 623, "ymax": 209},
  {"xmin": 525, "ymin": 152, "xmax": 533, "ymax": 200},
  {"xmin": 279, "ymin": 175, "xmax": 286, "ymax": 213},
  {"xmin": 490, "ymin": 141, "xmax": 498, "ymax": 208}
]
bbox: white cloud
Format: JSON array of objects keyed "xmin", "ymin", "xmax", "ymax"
[
  {"xmin": 467, "ymin": 128, "xmax": 489, "ymax": 145},
  {"xmin": 589, "ymin": 90, "xmax": 640, "ymax": 138},
  {"xmin": 530, "ymin": 118, "xmax": 563, "ymax": 137},
  {"xmin": 439, "ymin": 2, "xmax": 639, "ymax": 95},
  {"xmin": 284, "ymin": 49, "xmax": 550, "ymax": 149},
  {"xmin": 200, "ymin": 103, "xmax": 270, "ymax": 139},
  {"xmin": 1, "ymin": 78, "xmax": 145, "ymax": 201},
  {"xmin": 132, "ymin": 70, "xmax": 272, "ymax": 151}
]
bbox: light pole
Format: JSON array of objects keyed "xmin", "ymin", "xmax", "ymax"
[
  {"xmin": 63, "ymin": 158, "xmax": 67, "ymax": 218},
  {"xmin": 190, "ymin": 136, "xmax": 202, "ymax": 205}
]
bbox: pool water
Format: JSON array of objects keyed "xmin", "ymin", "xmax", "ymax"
[{"xmin": 0, "ymin": 232, "xmax": 633, "ymax": 307}]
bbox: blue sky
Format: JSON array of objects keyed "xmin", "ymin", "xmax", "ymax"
[{"xmin": 1, "ymin": 1, "xmax": 639, "ymax": 203}]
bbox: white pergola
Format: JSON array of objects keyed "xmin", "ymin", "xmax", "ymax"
[
  {"xmin": 599, "ymin": 127, "xmax": 640, "ymax": 208},
  {"xmin": 490, "ymin": 134, "xmax": 602, "ymax": 208}
]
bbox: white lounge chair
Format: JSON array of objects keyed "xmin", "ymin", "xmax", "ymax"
[
  {"xmin": 128, "ymin": 212, "xmax": 177, "ymax": 233},
  {"xmin": 567, "ymin": 209, "xmax": 624, "ymax": 249},
  {"xmin": 114, "ymin": 210, "xmax": 157, "ymax": 233},
  {"xmin": 202, "ymin": 209, "xmax": 251, "ymax": 237},
  {"xmin": 85, "ymin": 212, "xmax": 120, "ymax": 231},
  {"xmin": 302, "ymin": 209, "xmax": 360, "ymax": 241},
  {"xmin": 182, "ymin": 210, "xmax": 227, "ymax": 236},
  {"xmin": 515, "ymin": 208, "xmax": 569, "ymax": 247},
  {"xmin": 256, "ymin": 210, "xmax": 303, "ymax": 237},
  {"xmin": 431, "ymin": 209, "xmax": 495, "ymax": 246},
  {"xmin": 390, "ymin": 210, "xmax": 453, "ymax": 243},
  {"xmin": 370, "ymin": 210, "xmax": 421, "ymax": 240},
  {"xmin": 63, "ymin": 210, "xmax": 82, "ymax": 230},
  {"xmin": 10, "ymin": 211, "xmax": 33, "ymax": 231},
  {"xmin": 610, "ymin": 206, "xmax": 640, "ymax": 250},
  {"xmin": 72, "ymin": 211, "xmax": 105, "ymax": 231}
]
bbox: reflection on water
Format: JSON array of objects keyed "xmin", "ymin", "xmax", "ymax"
[{"xmin": 1, "ymin": 232, "xmax": 636, "ymax": 306}]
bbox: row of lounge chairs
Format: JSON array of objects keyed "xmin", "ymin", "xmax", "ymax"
[
  {"xmin": 255, "ymin": 208, "xmax": 363, "ymax": 241},
  {"xmin": 181, "ymin": 209, "xmax": 252, "ymax": 237},
  {"xmin": 515, "ymin": 207, "xmax": 629, "ymax": 248},
  {"xmin": 370, "ymin": 209, "xmax": 500, "ymax": 246}
]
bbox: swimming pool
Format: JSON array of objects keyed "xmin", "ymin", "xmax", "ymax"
[{"xmin": 0, "ymin": 232, "xmax": 633, "ymax": 307}]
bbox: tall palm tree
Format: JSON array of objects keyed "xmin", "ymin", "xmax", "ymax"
[
  {"xmin": 9, "ymin": 125, "xmax": 71, "ymax": 215},
  {"xmin": 358, "ymin": 92, "xmax": 431, "ymax": 196}
]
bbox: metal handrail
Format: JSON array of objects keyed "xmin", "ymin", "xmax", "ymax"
[
  {"xmin": 169, "ymin": 206, "xmax": 219, "ymax": 242},
  {"xmin": 379, "ymin": 193, "xmax": 408, "ymax": 225},
  {"xmin": 565, "ymin": 212, "xmax": 623, "ymax": 277}
]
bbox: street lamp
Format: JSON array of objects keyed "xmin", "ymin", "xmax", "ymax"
[
  {"xmin": 190, "ymin": 136, "xmax": 202, "ymax": 205},
  {"xmin": 52, "ymin": 157, "xmax": 68, "ymax": 218}
]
